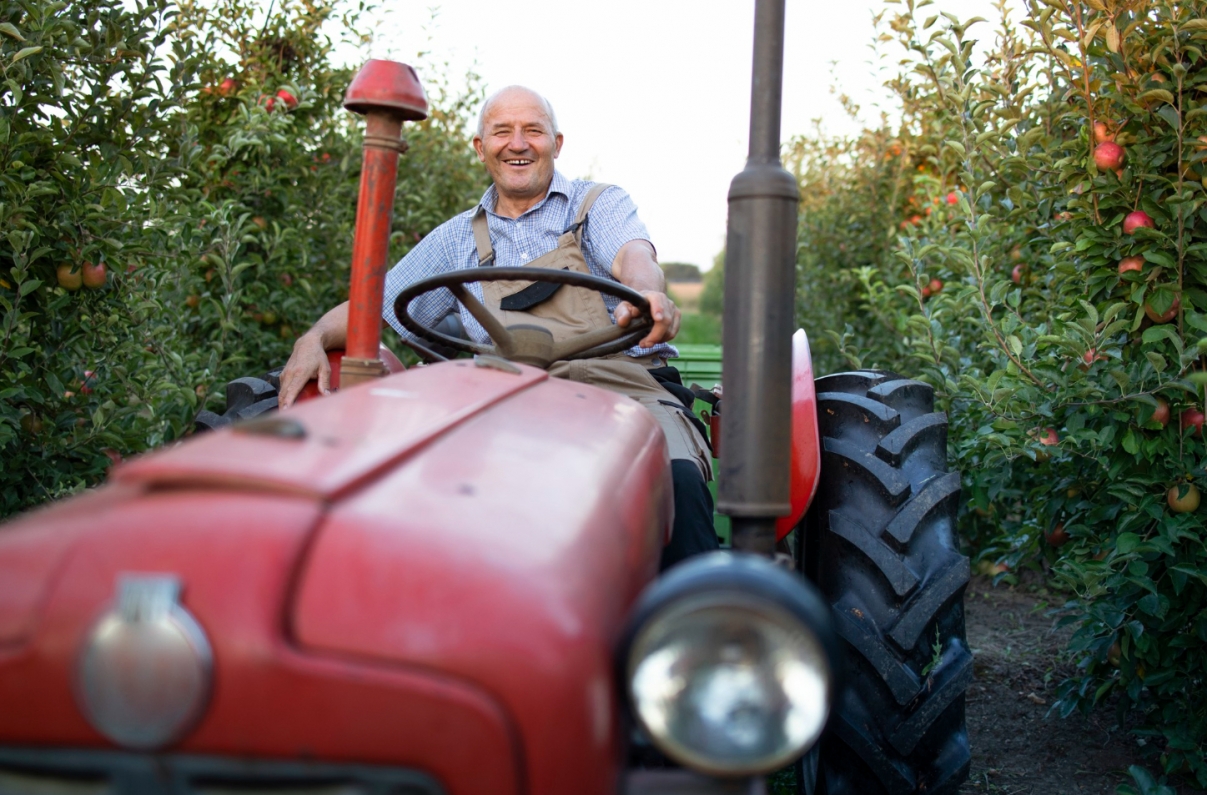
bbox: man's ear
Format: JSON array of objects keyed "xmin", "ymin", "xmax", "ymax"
[
  {"xmin": 472, "ymin": 136, "xmax": 486, "ymax": 163},
  {"xmin": 553, "ymin": 133, "xmax": 563, "ymax": 159}
]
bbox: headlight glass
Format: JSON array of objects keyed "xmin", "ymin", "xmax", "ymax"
[{"xmin": 628, "ymin": 591, "xmax": 831, "ymax": 775}]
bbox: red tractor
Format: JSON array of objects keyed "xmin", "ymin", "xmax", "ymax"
[{"xmin": 0, "ymin": 3, "xmax": 970, "ymax": 793}]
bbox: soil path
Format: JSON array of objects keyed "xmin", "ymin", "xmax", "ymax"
[{"xmin": 960, "ymin": 574, "xmax": 1204, "ymax": 795}]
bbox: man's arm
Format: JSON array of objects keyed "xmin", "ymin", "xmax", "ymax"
[
  {"xmin": 277, "ymin": 301, "xmax": 349, "ymax": 408},
  {"xmin": 611, "ymin": 239, "xmax": 680, "ymax": 348}
]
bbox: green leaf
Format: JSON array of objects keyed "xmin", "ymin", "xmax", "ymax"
[
  {"xmin": 0, "ymin": 23, "xmax": 24, "ymax": 41},
  {"xmin": 1122, "ymin": 427, "xmax": 1140, "ymax": 454},
  {"xmin": 1137, "ymin": 89, "xmax": 1176, "ymax": 106},
  {"xmin": 1116, "ymin": 533, "xmax": 1141, "ymax": 554},
  {"xmin": 10, "ymin": 46, "xmax": 42, "ymax": 64}
]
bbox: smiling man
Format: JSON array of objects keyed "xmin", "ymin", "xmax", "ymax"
[{"xmin": 278, "ymin": 85, "xmax": 718, "ymax": 568}]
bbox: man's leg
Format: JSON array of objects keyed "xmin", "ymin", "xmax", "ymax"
[{"xmin": 662, "ymin": 459, "xmax": 719, "ymax": 570}]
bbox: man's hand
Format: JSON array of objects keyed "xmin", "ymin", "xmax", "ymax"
[
  {"xmin": 610, "ymin": 239, "xmax": 678, "ymax": 348},
  {"xmin": 276, "ymin": 301, "xmax": 349, "ymax": 409},
  {"xmin": 277, "ymin": 332, "xmax": 333, "ymax": 409},
  {"xmin": 615, "ymin": 290, "xmax": 680, "ymax": 348}
]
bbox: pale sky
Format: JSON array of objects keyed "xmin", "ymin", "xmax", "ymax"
[{"xmin": 363, "ymin": 0, "xmax": 1016, "ymax": 271}]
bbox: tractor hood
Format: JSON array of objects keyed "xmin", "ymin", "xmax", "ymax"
[{"xmin": 289, "ymin": 361, "xmax": 673, "ymax": 795}]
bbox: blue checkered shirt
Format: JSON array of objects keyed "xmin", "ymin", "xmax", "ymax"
[{"xmin": 382, "ymin": 171, "xmax": 677, "ymax": 360}]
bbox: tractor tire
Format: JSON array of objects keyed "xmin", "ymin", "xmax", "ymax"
[
  {"xmin": 192, "ymin": 370, "xmax": 281, "ymax": 433},
  {"xmin": 803, "ymin": 370, "xmax": 970, "ymax": 795}
]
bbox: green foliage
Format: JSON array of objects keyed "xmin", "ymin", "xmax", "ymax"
[
  {"xmin": 700, "ymin": 250, "xmax": 725, "ymax": 318},
  {"xmin": 661, "ymin": 261, "xmax": 702, "ymax": 282},
  {"xmin": 0, "ymin": 0, "xmax": 486, "ymax": 516},
  {"xmin": 675, "ymin": 312, "xmax": 721, "ymax": 346},
  {"xmin": 792, "ymin": 0, "xmax": 1207, "ymax": 785}
]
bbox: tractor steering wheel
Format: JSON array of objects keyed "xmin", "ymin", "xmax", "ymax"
[{"xmin": 392, "ymin": 268, "xmax": 653, "ymax": 368}]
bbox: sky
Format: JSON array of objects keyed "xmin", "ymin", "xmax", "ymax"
[{"xmin": 361, "ymin": 0, "xmax": 1018, "ymax": 272}]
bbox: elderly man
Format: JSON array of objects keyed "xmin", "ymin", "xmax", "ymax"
[{"xmin": 278, "ymin": 85, "xmax": 716, "ymax": 568}]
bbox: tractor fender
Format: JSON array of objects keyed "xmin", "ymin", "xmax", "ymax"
[{"xmin": 775, "ymin": 329, "xmax": 821, "ymax": 541}]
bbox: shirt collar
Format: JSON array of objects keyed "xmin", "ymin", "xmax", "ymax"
[{"xmin": 478, "ymin": 171, "xmax": 572, "ymax": 217}]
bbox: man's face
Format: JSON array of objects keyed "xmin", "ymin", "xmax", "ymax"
[{"xmin": 473, "ymin": 90, "xmax": 563, "ymax": 207}]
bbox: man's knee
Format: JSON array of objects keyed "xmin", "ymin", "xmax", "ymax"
[{"xmin": 661, "ymin": 459, "xmax": 719, "ymax": 571}]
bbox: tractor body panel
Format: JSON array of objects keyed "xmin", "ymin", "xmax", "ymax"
[
  {"xmin": 295, "ymin": 371, "xmax": 672, "ymax": 795},
  {"xmin": 0, "ymin": 361, "xmax": 673, "ymax": 795}
]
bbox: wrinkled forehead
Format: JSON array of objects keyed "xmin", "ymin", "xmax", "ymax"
[{"xmin": 480, "ymin": 90, "xmax": 556, "ymax": 133}]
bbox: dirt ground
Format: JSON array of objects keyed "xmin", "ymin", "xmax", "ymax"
[{"xmin": 960, "ymin": 574, "xmax": 1205, "ymax": 795}]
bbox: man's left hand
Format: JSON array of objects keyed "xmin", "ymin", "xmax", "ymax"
[{"xmin": 615, "ymin": 290, "xmax": 680, "ymax": 348}]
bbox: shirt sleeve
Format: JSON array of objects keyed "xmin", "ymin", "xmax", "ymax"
[
  {"xmin": 381, "ymin": 222, "xmax": 459, "ymax": 341},
  {"xmin": 580, "ymin": 186, "xmax": 652, "ymax": 279}
]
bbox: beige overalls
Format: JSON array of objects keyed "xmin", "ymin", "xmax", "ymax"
[{"xmin": 470, "ymin": 184, "xmax": 713, "ymax": 480}]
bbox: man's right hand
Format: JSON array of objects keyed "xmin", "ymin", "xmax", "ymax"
[{"xmin": 278, "ymin": 331, "xmax": 333, "ymax": 409}]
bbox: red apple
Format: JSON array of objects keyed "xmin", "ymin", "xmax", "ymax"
[
  {"xmin": 1118, "ymin": 256, "xmax": 1144, "ymax": 274},
  {"xmin": 260, "ymin": 95, "xmax": 275, "ymax": 112},
  {"xmin": 1093, "ymin": 121, "xmax": 1114, "ymax": 144},
  {"xmin": 56, "ymin": 263, "xmax": 82, "ymax": 291},
  {"xmin": 218, "ymin": 77, "xmax": 238, "ymax": 96},
  {"xmin": 1123, "ymin": 211, "xmax": 1154, "ymax": 234},
  {"xmin": 929, "ymin": 278, "xmax": 943, "ymax": 295},
  {"xmin": 1182, "ymin": 407, "xmax": 1205, "ymax": 436},
  {"xmin": 81, "ymin": 261, "xmax": 106, "ymax": 289},
  {"xmin": 1168, "ymin": 483, "xmax": 1200, "ymax": 513},
  {"xmin": 946, "ymin": 191, "xmax": 959, "ymax": 205},
  {"xmin": 275, "ymin": 89, "xmax": 298, "ymax": 110},
  {"xmin": 1144, "ymin": 294, "xmax": 1180, "ymax": 324},
  {"xmin": 1094, "ymin": 141, "xmax": 1125, "ymax": 171},
  {"xmin": 1151, "ymin": 397, "xmax": 1170, "ymax": 427},
  {"xmin": 1012, "ymin": 263, "xmax": 1028, "ymax": 285},
  {"xmin": 1082, "ymin": 348, "xmax": 1106, "ymax": 367},
  {"xmin": 1046, "ymin": 523, "xmax": 1070, "ymax": 547},
  {"xmin": 80, "ymin": 370, "xmax": 95, "ymax": 395},
  {"xmin": 1038, "ymin": 427, "xmax": 1059, "ymax": 446}
]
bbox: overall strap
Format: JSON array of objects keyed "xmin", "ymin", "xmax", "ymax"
[
  {"xmin": 566, "ymin": 183, "xmax": 613, "ymax": 243},
  {"xmin": 471, "ymin": 206, "xmax": 494, "ymax": 266}
]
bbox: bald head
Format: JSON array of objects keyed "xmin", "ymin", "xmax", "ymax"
[{"xmin": 477, "ymin": 86, "xmax": 559, "ymax": 139}]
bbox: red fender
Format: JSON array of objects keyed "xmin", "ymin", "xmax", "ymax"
[
  {"xmin": 297, "ymin": 345, "xmax": 406, "ymax": 403},
  {"xmin": 775, "ymin": 329, "xmax": 821, "ymax": 541}
]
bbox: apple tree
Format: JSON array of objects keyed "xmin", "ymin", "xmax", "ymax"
[{"xmin": 791, "ymin": 0, "xmax": 1207, "ymax": 786}]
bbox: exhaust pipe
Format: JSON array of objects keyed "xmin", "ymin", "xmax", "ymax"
[
  {"xmin": 340, "ymin": 60, "xmax": 428, "ymax": 387},
  {"xmin": 717, "ymin": 0, "xmax": 799, "ymax": 555}
]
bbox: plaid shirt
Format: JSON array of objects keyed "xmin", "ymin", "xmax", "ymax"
[{"xmin": 382, "ymin": 171, "xmax": 676, "ymax": 359}]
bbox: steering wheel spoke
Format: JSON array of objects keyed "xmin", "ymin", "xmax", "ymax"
[{"xmin": 446, "ymin": 282, "xmax": 513, "ymax": 356}]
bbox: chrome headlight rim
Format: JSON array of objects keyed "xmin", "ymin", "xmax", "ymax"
[{"xmin": 618, "ymin": 551, "xmax": 842, "ymax": 777}]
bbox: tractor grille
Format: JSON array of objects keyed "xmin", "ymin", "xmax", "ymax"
[{"xmin": 0, "ymin": 749, "xmax": 443, "ymax": 795}]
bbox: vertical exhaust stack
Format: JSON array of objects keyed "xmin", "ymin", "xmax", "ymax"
[
  {"xmin": 718, "ymin": 0, "xmax": 799, "ymax": 555},
  {"xmin": 340, "ymin": 60, "xmax": 429, "ymax": 388}
]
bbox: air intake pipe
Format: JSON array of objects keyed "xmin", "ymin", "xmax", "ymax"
[
  {"xmin": 340, "ymin": 60, "xmax": 428, "ymax": 387},
  {"xmin": 717, "ymin": 0, "xmax": 800, "ymax": 555}
]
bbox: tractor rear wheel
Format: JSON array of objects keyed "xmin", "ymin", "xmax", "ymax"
[{"xmin": 803, "ymin": 370, "xmax": 970, "ymax": 795}]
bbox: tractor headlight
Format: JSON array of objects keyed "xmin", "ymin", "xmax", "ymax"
[{"xmin": 621, "ymin": 553, "xmax": 840, "ymax": 776}]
